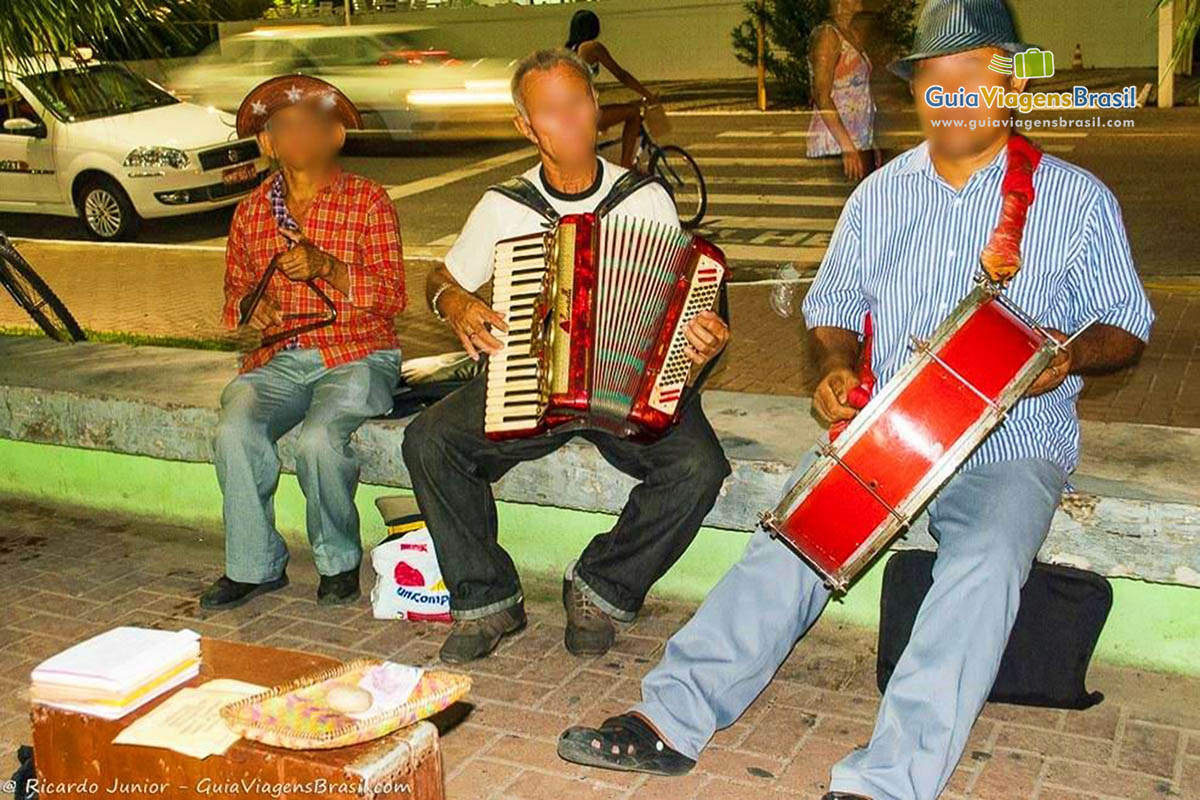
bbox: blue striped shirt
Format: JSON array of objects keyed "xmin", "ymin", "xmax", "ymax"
[{"xmin": 802, "ymin": 139, "xmax": 1155, "ymax": 475}]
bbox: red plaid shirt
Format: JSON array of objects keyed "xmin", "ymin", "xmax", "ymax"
[{"xmin": 223, "ymin": 169, "xmax": 406, "ymax": 373}]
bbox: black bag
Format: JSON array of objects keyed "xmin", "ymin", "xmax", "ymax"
[
  {"xmin": 383, "ymin": 352, "xmax": 483, "ymax": 420},
  {"xmin": 876, "ymin": 550, "xmax": 1110, "ymax": 710}
]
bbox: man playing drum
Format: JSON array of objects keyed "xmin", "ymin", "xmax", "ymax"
[{"xmin": 558, "ymin": 2, "xmax": 1155, "ymax": 798}]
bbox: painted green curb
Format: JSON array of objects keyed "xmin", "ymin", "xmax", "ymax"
[{"xmin": 1, "ymin": 438, "xmax": 1196, "ymax": 675}]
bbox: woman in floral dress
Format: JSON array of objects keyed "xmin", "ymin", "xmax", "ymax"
[{"xmin": 806, "ymin": 0, "xmax": 880, "ymax": 182}]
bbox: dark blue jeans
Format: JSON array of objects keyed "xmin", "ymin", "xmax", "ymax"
[{"xmin": 401, "ymin": 375, "xmax": 731, "ymax": 621}]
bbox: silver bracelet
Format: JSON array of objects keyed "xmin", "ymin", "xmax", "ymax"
[{"xmin": 430, "ymin": 283, "xmax": 455, "ymax": 323}]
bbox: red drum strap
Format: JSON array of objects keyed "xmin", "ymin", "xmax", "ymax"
[
  {"xmin": 829, "ymin": 133, "xmax": 1042, "ymax": 441},
  {"xmin": 979, "ymin": 133, "xmax": 1043, "ymax": 284}
]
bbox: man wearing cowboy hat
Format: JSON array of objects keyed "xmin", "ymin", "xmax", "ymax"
[
  {"xmin": 200, "ymin": 75, "xmax": 406, "ymax": 611},
  {"xmin": 559, "ymin": 1, "xmax": 1154, "ymax": 797}
]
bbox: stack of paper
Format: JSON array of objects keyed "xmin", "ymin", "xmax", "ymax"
[
  {"xmin": 112, "ymin": 678, "xmax": 265, "ymax": 759},
  {"xmin": 31, "ymin": 627, "xmax": 201, "ymax": 720}
]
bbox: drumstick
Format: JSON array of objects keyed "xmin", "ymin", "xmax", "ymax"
[{"xmin": 830, "ymin": 313, "xmax": 875, "ymax": 442}]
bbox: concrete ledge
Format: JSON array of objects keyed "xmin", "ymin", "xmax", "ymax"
[{"xmin": 0, "ymin": 336, "xmax": 1197, "ymax": 587}]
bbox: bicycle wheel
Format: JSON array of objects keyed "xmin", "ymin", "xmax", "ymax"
[
  {"xmin": 650, "ymin": 144, "xmax": 707, "ymax": 229},
  {"xmin": 0, "ymin": 236, "xmax": 86, "ymax": 342}
]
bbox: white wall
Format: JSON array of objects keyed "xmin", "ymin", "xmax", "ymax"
[
  {"xmin": 1009, "ymin": 0, "xmax": 1157, "ymax": 69},
  {"xmin": 214, "ymin": 0, "xmax": 1164, "ymax": 85}
]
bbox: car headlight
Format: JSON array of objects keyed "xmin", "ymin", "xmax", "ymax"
[{"xmin": 123, "ymin": 146, "xmax": 190, "ymax": 170}]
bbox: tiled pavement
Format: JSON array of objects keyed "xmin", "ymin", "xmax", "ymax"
[
  {"xmin": 1, "ymin": 498, "xmax": 1198, "ymax": 799},
  {"xmin": 1, "ymin": 242, "xmax": 1196, "ymax": 428}
]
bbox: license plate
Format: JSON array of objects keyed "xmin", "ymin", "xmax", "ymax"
[{"xmin": 222, "ymin": 162, "xmax": 256, "ymax": 185}]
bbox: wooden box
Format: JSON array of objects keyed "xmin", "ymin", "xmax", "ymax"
[{"xmin": 30, "ymin": 638, "xmax": 445, "ymax": 799}]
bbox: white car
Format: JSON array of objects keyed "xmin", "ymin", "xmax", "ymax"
[
  {"xmin": 167, "ymin": 25, "xmax": 516, "ymax": 140},
  {"xmin": 0, "ymin": 57, "xmax": 270, "ymax": 240}
]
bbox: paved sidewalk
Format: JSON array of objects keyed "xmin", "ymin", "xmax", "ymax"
[
  {"xmin": 0, "ymin": 498, "xmax": 1198, "ymax": 799},
  {"xmin": 1, "ymin": 242, "xmax": 1196, "ymax": 428}
]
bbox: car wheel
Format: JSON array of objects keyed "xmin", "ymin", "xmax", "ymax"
[{"xmin": 76, "ymin": 176, "xmax": 141, "ymax": 241}]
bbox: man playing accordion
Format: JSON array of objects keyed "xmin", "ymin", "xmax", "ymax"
[{"xmin": 403, "ymin": 49, "xmax": 731, "ymax": 664}]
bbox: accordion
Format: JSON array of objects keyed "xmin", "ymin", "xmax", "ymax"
[{"xmin": 485, "ymin": 213, "xmax": 727, "ymax": 441}]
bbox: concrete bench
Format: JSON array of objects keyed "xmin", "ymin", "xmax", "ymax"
[{"xmin": 0, "ymin": 336, "xmax": 1196, "ymax": 587}]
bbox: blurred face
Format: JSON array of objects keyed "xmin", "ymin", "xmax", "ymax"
[
  {"xmin": 513, "ymin": 63, "xmax": 599, "ymax": 170},
  {"xmin": 834, "ymin": 0, "xmax": 863, "ymax": 15},
  {"xmin": 911, "ymin": 47, "xmax": 1028, "ymax": 159},
  {"xmin": 257, "ymin": 102, "xmax": 346, "ymax": 171}
]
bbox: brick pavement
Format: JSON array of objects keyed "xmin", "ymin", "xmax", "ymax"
[
  {"xmin": 0, "ymin": 498, "xmax": 1198, "ymax": 800},
  {"xmin": 1, "ymin": 241, "xmax": 1195, "ymax": 428}
]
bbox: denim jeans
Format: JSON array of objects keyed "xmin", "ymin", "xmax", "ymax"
[
  {"xmin": 401, "ymin": 375, "xmax": 731, "ymax": 621},
  {"xmin": 632, "ymin": 448, "xmax": 1066, "ymax": 800},
  {"xmin": 213, "ymin": 347, "xmax": 400, "ymax": 583}
]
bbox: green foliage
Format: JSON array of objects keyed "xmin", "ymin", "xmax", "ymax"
[
  {"xmin": 1153, "ymin": 0, "xmax": 1199, "ymax": 72},
  {"xmin": 731, "ymin": 0, "xmax": 830, "ymax": 106},
  {"xmin": 0, "ymin": 1, "xmax": 212, "ymax": 67},
  {"xmin": 731, "ymin": 0, "xmax": 919, "ymax": 106}
]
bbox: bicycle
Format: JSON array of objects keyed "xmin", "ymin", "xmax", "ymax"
[
  {"xmin": 598, "ymin": 105, "xmax": 708, "ymax": 229},
  {"xmin": 0, "ymin": 233, "xmax": 86, "ymax": 342}
]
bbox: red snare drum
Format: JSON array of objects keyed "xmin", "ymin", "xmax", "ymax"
[{"xmin": 761, "ymin": 282, "xmax": 1059, "ymax": 592}]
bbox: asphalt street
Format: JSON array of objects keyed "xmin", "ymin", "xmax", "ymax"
[
  {"xmin": 2, "ymin": 106, "xmax": 1196, "ymax": 283},
  {"xmin": 0, "ymin": 105, "xmax": 1195, "ymax": 427}
]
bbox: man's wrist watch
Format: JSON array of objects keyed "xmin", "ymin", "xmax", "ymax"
[{"xmin": 430, "ymin": 283, "xmax": 455, "ymax": 323}]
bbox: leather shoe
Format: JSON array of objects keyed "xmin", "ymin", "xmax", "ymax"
[
  {"xmin": 439, "ymin": 603, "xmax": 527, "ymax": 664},
  {"xmin": 317, "ymin": 567, "xmax": 361, "ymax": 605},
  {"xmin": 563, "ymin": 574, "xmax": 616, "ymax": 656},
  {"xmin": 199, "ymin": 571, "xmax": 288, "ymax": 610}
]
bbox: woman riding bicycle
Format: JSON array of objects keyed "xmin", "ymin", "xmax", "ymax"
[{"xmin": 566, "ymin": 9, "xmax": 659, "ymax": 169}]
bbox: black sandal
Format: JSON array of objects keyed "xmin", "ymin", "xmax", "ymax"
[{"xmin": 557, "ymin": 713, "xmax": 696, "ymax": 776}]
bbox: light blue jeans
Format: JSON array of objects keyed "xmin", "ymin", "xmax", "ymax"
[
  {"xmin": 213, "ymin": 348, "xmax": 400, "ymax": 583},
  {"xmin": 633, "ymin": 447, "xmax": 1066, "ymax": 800}
]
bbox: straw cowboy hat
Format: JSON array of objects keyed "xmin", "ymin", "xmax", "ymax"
[
  {"xmin": 888, "ymin": 0, "xmax": 1036, "ymax": 80},
  {"xmin": 235, "ymin": 74, "xmax": 363, "ymax": 138}
]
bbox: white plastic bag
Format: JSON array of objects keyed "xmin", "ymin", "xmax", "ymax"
[{"xmin": 369, "ymin": 510, "xmax": 452, "ymax": 623}]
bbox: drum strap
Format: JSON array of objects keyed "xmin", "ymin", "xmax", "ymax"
[
  {"xmin": 980, "ymin": 132, "xmax": 1044, "ymax": 284},
  {"xmin": 831, "ymin": 133, "xmax": 1043, "ymax": 440}
]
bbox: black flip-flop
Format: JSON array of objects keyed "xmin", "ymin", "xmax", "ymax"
[{"xmin": 557, "ymin": 714, "xmax": 696, "ymax": 776}]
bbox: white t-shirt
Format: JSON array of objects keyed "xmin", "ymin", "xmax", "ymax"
[{"xmin": 444, "ymin": 157, "xmax": 680, "ymax": 292}]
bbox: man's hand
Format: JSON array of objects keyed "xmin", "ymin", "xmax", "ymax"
[
  {"xmin": 1025, "ymin": 329, "xmax": 1072, "ymax": 396},
  {"xmin": 276, "ymin": 227, "xmax": 335, "ymax": 282},
  {"xmin": 231, "ymin": 292, "xmax": 280, "ymax": 352},
  {"xmin": 683, "ymin": 310, "xmax": 730, "ymax": 366},
  {"xmin": 244, "ymin": 292, "xmax": 282, "ymax": 330},
  {"xmin": 813, "ymin": 366, "xmax": 862, "ymax": 426},
  {"xmin": 439, "ymin": 285, "xmax": 509, "ymax": 361}
]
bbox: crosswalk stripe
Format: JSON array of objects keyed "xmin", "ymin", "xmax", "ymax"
[
  {"xmin": 696, "ymin": 156, "xmax": 835, "ymax": 167},
  {"xmin": 703, "ymin": 216, "xmax": 838, "ymax": 231},
  {"xmin": 707, "ymin": 193, "xmax": 848, "ymax": 207},
  {"xmin": 721, "ymin": 243, "xmax": 827, "ymax": 262},
  {"xmin": 716, "ymin": 129, "xmax": 1090, "ymax": 139},
  {"xmin": 385, "ymin": 146, "xmax": 538, "ymax": 201},
  {"xmin": 696, "ymin": 139, "xmax": 1076, "ymax": 154},
  {"xmin": 704, "ymin": 175, "xmax": 851, "ymax": 187}
]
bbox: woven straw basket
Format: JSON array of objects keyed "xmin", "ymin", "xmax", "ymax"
[{"xmin": 220, "ymin": 658, "xmax": 471, "ymax": 749}]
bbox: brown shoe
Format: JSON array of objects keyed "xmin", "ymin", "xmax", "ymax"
[
  {"xmin": 439, "ymin": 603, "xmax": 526, "ymax": 664},
  {"xmin": 563, "ymin": 574, "xmax": 616, "ymax": 656}
]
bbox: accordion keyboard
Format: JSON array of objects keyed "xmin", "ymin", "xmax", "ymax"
[{"xmin": 484, "ymin": 233, "xmax": 548, "ymax": 437}]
